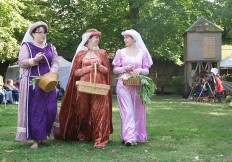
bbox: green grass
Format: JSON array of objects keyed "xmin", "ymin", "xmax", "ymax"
[{"xmin": 0, "ymin": 95, "xmax": 232, "ymax": 162}]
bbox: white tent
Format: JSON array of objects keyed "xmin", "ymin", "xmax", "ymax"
[
  {"xmin": 220, "ymin": 54, "xmax": 232, "ymax": 68},
  {"xmin": 6, "ymin": 56, "xmax": 71, "ymax": 89},
  {"xmin": 56, "ymin": 56, "xmax": 71, "ymax": 89}
]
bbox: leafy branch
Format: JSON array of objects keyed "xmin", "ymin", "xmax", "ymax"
[
  {"xmin": 29, "ymin": 76, "xmax": 41, "ymax": 89},
  {"xmin": 138, "ymin": 75, "xmax": 157, "ymax": 106},
  {"xmin": 121, "ymin": 74, "xmax": 157, "ymax": 106}
]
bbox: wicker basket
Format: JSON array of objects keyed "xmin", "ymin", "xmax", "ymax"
[
  {"xmin": 36, "ymin": 55, "xmax": 59, "ymax": 92},
  {"xmin": 123, "ymin": 77, "xmax": 140, "ymax": 86},
  {"xmin": 37, "ymin": 72, "xmax": 59, "ymax": 92},
  {"xmin": 76, "ymin": 63, "xmax": 110, "ymax": 95}
]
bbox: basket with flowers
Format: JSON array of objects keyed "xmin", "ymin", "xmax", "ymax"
[{"xmin": 120, "ymin": 74, "xmax": 157, "ymax": 105}]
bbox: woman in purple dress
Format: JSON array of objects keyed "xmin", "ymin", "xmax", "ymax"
[
  {"xmin": 16, "ymin": 21, "xmax": 59, "ymax": 148},
  {"xmin": 112, "ymin": 29, "xmax": 153, "ymax": 146}
]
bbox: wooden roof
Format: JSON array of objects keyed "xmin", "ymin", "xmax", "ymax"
[{"xmin": 185, "ymin": 16, "xmax": 223, "ymax": 33}]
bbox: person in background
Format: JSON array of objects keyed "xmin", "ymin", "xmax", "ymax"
[
  {"xmin": 16, "ymin": 21, "xmax": 59, "ymax": 148},
  {"xmin": 4, "ymin": 79, "xmax": 19, "ymax": 104},
  {"xmin": 206, "ymin": 70, "xmax": 215, "ymax": 98},
  {"xmin": 0, "ymin": 85, "xmax": 7, "ymax": 104},
  {"xmin": 55, "ymin": 81, "xmax": 64, "ymax": 100},
  {"xmin": 195, "ymin": 78, "xmax": 209, "ymax": 97},
  {"xmin": 2, "ymin": 80, "xmax": 14, "ymax": 104},
  {"xmin": 55, "ymin": 29, "xmax": 113, "ymax": 148},
  {"xmin": 211, "ymin": 63, "xmax": 218, "ymax": 76},
  {"xmin": 0, "ymin": 76, "xmax": 4, "ymax": 103},
  {"xmin": 13, "ymin": 79, "xmax": 20, "ymax": 89},
  {"xmin": 215, "ymin": 74, "xmax": 223, "ymax": 103},
  {"xmin": 112, "ymin": 29, "xmax": 153, "ymax": 146}
]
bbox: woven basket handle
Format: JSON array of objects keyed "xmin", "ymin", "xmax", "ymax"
[
  {"xmin": 89, "ymin": 63, "xmax": 97, "ymax": 84},
  {"xmin": 37, "ymin": 54, "xmax": 51, "ymax": 76}
]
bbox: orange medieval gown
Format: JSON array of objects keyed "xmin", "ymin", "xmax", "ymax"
[{"xmin": 55, "ymin": 49, "xmax": 113, "ymax": 148}]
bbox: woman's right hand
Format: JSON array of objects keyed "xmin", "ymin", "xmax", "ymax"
[
  {"xmin": 34, "ymin": 52, "xmax": 44, "ymax": 62},
  {"xmin": 124, "ymin": 64, "xmax": 133, "ymax": 71},
  {"xmin": 87, "ymin": 65, "xmax": 94, "ymax": 72}
]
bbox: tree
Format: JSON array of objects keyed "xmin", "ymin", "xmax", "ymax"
[
  {"xmin": 46, "ymin": 0, "xmax": 130, "ymax": 59},
  {"xmin": 136, "ymin": 0, "xmax": 218, "ymax": 64},
  {"xmin": 1, "ymin": 0, "xmax": 232, "ymax": 79},
  {"xmin": 213, "ymin": 0, "xmax": 232, "ymax": 43},
  {"xmin": 0, "ymin": 0, "xmax": 30, "ymax": 78}
]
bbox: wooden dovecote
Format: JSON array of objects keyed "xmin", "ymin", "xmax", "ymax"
[{"xmin": 183, "ymin": 16, "xmax": 223, "ymax": 86}]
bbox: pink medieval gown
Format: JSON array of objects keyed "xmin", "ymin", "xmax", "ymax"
[{"xmin": 112, "ymin": 48, "xmax": 152, "ymax": 143}]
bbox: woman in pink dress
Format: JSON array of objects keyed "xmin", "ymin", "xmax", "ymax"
[{"xmin": 112, "ymin": 29, "xmax": 153, "ymax": 146}]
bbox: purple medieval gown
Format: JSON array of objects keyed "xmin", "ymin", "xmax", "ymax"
[{"xmin": 16, "ymin": 42, "xmax": 59, "ymax": 141}]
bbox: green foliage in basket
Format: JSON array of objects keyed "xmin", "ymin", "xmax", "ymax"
[
  {"xmin": 120, "ymin": 74, "xmax": 157, "ymax": 106},
  {"xmin": 29, "ymin": 76, "xmax": 41, "ymax": 89},
  {"xmin": 138, "ymin": 75, "xmax": 157, "ymax": 106}
]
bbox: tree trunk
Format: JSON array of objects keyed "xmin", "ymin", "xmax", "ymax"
[
  {"xmin": 0, "ymin": 61, "xmax": 10, "ymax": 82},
  {"xmin": 129, "ymin": 0, "xmax": 140, "ymax": 24}
]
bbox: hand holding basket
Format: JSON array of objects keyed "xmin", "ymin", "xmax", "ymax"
[
  {"xmin": 36, "ymin": 55, "xmax": 59, "ymax": 92},
  {"xmin": 123, "ymin": 70, "xmax": 140, "ymax": 86},
  {"xmin": 76, "ymin": 63, "xmax": 110, "ymax": 95}
]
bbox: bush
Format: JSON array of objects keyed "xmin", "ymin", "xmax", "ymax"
[
  {"xmin": 171, "ymin": 76, "xmax": 184, "ymax": 94},
  {"xmin": 222, "ymin": 74, "xmax": 232, "ymax": 81},
  {"xmin": 225, "ymin": 95, "xmax": 232, "ymax": 102}
]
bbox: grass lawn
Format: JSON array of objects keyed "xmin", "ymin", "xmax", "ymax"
[{"xmin": 0, "ymin": 95, "xmax": 232, "ymax": 162}]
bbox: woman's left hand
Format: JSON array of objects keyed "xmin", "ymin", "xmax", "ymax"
[{"xmin": 132, "ymin": 70, "xmax": 139, "ymax": 77}]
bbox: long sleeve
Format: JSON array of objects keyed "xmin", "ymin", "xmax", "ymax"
[
  {"xmin": 134, "ymin": 50, "xmax": 153, "ymax": 75},
  {"xmin": 134, "ymin": 68, "xmax": 149, "ymax": 75},
  {"xmin": 75, "ymin": 62, "xmax": 108, "ymax": 77},
  {"xmin": 113, "ymin": 67, "xmax": 127, "ymax": 74},
  {"xmin": 74, "ymin": 66, "xmax": 90, "ymax": 77},
  {"xmin": 97, "ymin": 64, "xmax": 108, "ymax": 74},
  {"xmin": 18, "ymin": 44, "xmax": 38, "ymax": 68},
  {"xmin": 112, "ymin": 49, "xmax": 127, "ymax": 74}
]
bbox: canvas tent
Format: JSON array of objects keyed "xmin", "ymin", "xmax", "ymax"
[
  {"xmin": 5, "ymin": 56, "xmax": 71, "ymax": 89},
  {"xmin": 220, "ymin": 54, "xmax": 232, "ymax": 68},
  {"xmin": 56, "ymin": 56, "xmax": 71, "ymax": 89},
  {"xmin": 219, "ymin": 54, "xmax": 232, "ymax": 93}
]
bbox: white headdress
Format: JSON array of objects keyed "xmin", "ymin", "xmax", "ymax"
[
  {"xmin": 66, "ymin": 31, "xmax": 100, "ymax": 89},
  {"xmin": 71, "ymin": 31, "xmax": 101, "ymax": 68},
  {"xmin": 21, "ymin": 21, "xmax": 48, "ymax": 45},
  {"xmin": 71, "ymin": 32, "xmax": 92, "ymax": 67},
  {"xmin": 20, "ymin": 21, "xmax": 48, "ymax": 77},
  {"xmin": 121, "ymin": 29, "xmax": 153, "ymax": 65},
  {"xmin": 21, "ymin": 24, "xmax": 34, "ymax": 45}
]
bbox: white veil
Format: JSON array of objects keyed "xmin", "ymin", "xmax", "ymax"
[
  {"xmin": 70, "ymin": 32, "xmax": 92, "ymax": 68},
  {"xmin": 64, "ymin": 31, "xmax": 100, "ymax": 89},
  {"xmin": 21, "ymin": 24, "xmax": 34, "ymax": 45},
  {"xmin": 65, "ymin": 32, "xmax": 95, "ymax": 89},
  {"xmin": 71, "ymin": 32, "xmax": 100, "ymax": 69},
  {"xmin": 19, "ymin": 23, "xmax": 47, "ymax": 77},
  {"xmin": 121, "ymin": 29, "xmax": 153, "ymax": 65},
  {"xmin": 19, "ymin": 25, "xmax": 34, "ymax": 78}
]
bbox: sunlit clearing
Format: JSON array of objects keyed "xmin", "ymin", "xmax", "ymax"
[{"xmin": 209, "ymin": 112, "xmax": 229, "ymax": 116}]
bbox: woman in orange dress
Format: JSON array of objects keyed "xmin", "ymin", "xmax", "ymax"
[{"xmin": 55, "ymin": 29, "xmax": 113, "ymax": 148}]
